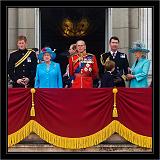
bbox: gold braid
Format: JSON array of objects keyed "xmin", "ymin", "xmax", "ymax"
[{"xmin": 100, "ymin": 53, "xmax": 110, "ymax": 66}]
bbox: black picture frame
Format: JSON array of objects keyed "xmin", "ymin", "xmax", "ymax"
[{"xmin": 1, "ymin": 0, "xmax": 159, "ymax": 159}]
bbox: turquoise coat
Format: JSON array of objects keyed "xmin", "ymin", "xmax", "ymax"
[
  {"xmin": 34, "ymin": 61, "xmax": 62, "ymax": 88},
  {"xmin": 130, "ymin": 57, "xmax": 150, "ymax": 88}
]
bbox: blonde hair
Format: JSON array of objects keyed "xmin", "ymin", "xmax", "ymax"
[
  {"xmin": 104, "ymin": 60, "xmax": 115, "ymax": 71},
  {"xmin": 17, "ymin": 35, "xmax": 27, "ymax": 43}
]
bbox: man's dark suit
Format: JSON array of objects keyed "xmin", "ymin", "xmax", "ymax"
[{"xmin": 8, "ymin": 48, "xmax": 37, "ymax": 88}]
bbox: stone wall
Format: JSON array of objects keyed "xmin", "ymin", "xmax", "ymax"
[
  {"xmin": 8, "ymin": 8, "xmax": 35, "ymax": 56},
  {"xmin": 111, "ymin": 8, "xmax": 141, "ymax": 66}
]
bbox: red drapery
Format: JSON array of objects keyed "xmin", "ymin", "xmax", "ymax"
[
  {"xmin": 8, "ymin": 89, "xmax": 31, "ymax": 134},
  {"xmin": 8, "ymin": 88, "xmax": 152, "ymax": 149},
  {"xmin": 34, "ymin": 88, "xmax": 114, "ymax": 137},
  {"xmin": 116, "ymin": 88, "xmax": 152, "ymax": 136}
]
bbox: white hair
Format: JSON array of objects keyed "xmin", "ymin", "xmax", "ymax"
[{"xmin": 141, "ymin": 52, "xmax": 147, "ymax": 58}]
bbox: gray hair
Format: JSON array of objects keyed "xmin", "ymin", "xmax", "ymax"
[
  {"xmin": 141, "ymin": 52, "xmax": 147, "ymax": 58},
  {"xmin": 76, "ymin": 40, "xmax": 86, "ymax": 46}
]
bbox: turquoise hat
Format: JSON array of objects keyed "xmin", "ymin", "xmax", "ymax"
[
  {"xmin": 128, "ymin": 41, "xmax": 150, "ymax": 53},
  {"xmin": 38, "ymin": 47, "xmax": 56, "ymax": 61}
]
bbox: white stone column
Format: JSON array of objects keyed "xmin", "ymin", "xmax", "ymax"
[
  {"xmin": 105, "ymin": 8, "xmax": 112, "ymax": 52},
  {"xmin": 8, "ymin": 8, "xmax": 19, "ymax": 87},
  {"xmin": 140, "ymin": 8, "xmax": 152, "ymax": 85},
  {"xmin": 35, "ymin": 8, "xmax": 40, "ymax": 49},
  {"xmin": 128, "ymin": 8, "xmax": 140, "ymax": 66},
  {"xmin": 8, "ymin": 8, "xmax": 18, "ymax": 55}
]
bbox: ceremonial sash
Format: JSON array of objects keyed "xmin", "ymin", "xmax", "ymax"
[{"xmin": 15, "ymin": 49, "xmax": 33, "ymax": 68}]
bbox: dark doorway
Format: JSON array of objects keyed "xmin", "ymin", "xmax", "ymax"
[{"xmin": 40, "ymin": 8, "xmax": 105, "ymax": 75}]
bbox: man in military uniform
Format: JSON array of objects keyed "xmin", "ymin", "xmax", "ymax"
[
  {"xmin": 69, "ymin": 40, "xmax": 99, "ymax": 88},
  {"xmin": 8, "ymin": 36, "xmax": 37, "ymax": 88},
  {"xmin": 100, "ymin": 36, "xmax": 129, "ymax": 87}
]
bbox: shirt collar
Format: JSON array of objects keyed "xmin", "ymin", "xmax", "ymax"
[{"xmin": 110, "ymin": 50, "xmax": 117, "ymax": 55}]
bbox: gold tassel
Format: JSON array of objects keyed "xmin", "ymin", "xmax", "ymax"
[
  {"xmin": 30, "ymin": 88, "xmax": 36, "ymax": 116},
  {"xmin": 30, "ymin": 106, "xmax": 35, "ymax": 116},
  {"xmin": 112, "ymin": 107, "xmax": 118, "ymax": 117},
  {"xmin": 112, "ymin": 87, "xmax": 118, "ymax": 117}
]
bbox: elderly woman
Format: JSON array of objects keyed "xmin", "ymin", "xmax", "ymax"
[
  {"xmin": 127, "ymin": 41, "xmax": 150, "ymax": 88},
  {"xmin": 34, "ymin": 47, "xmax": 62, "ymax": 88}
]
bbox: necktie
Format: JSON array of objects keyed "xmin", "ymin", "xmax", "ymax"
[{"xmin": 113, "ymin": 53, "xmax": 116, "ymax": 59}]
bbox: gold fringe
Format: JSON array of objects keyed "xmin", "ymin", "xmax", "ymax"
[
  {"xmin": 8, "ymin": 120, "xmax": 152, "ymax": 149},
  {"xmin": 8, "ymin": 120, "xmax": 34, "ymax": 147},
  {"xmin": 32, "ymin": 120, "xmax": 115, "ymax": 149},
  {"xmin": 114, "ymin": 120, "xmax": 152, "ymax": 148}
]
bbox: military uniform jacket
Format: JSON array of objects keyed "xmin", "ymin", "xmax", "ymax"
[
  {"xmin": 8, "ymin": 48, "xmax": 37, "ymax": 87},
  {"xmin": 69, "ymin": 53, "xmax": 99, "ymax": 88},
  {"xmin": 100, "ymin": 51, "xmax": 129, "ymax": 77},
  {"xmin": 69, "ymin": 53, "xmax": 99, "ymax": 79}
]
